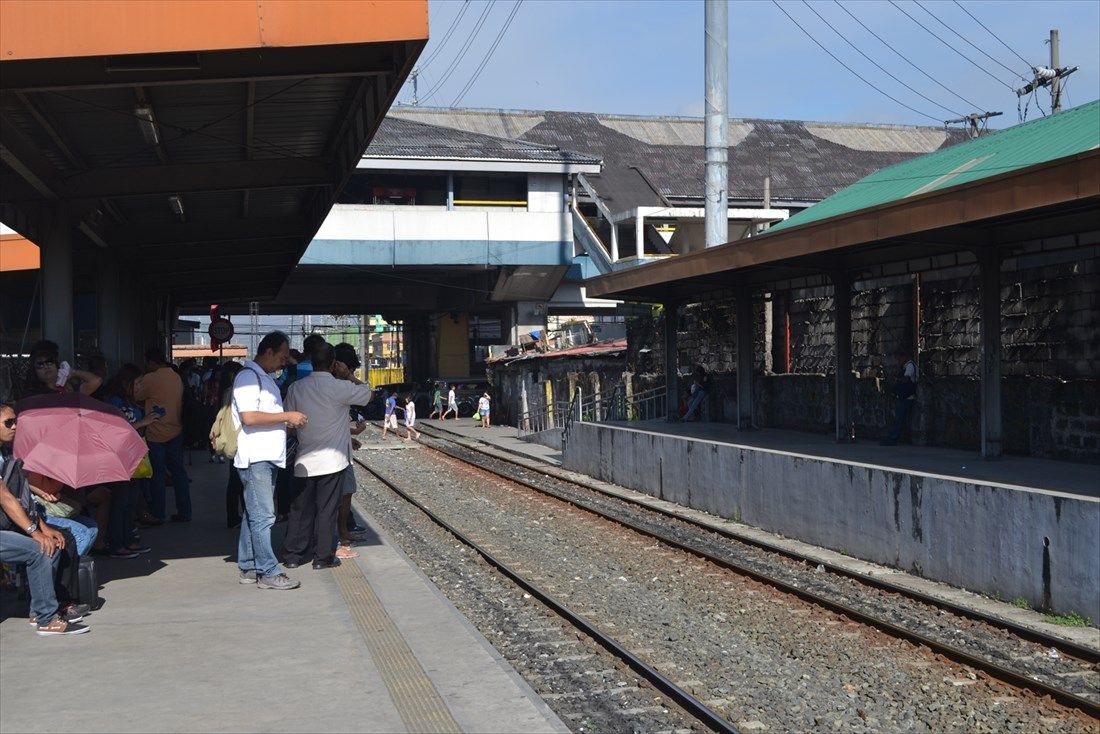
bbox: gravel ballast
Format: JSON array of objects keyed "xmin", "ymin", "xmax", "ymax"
[{"xmin": 354, "ymin": 442, "xmax": 1097, "ymax": 733}]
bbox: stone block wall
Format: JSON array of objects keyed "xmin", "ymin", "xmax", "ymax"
[{"xmin": 627, "ymin": 251, "xmax": 1100, "ymax": 461}]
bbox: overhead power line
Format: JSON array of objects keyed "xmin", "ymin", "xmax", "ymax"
[
  {"xmin": 451, "ymin": 0, "xmax": 524, "ymax": 107},
  {"xmin": 419, "ymin": 0, "xmax": 498, "ymax": 104},
  {"xmin": 887, "ymin": 0, "xmax": 1016, "ymax": 92},
  {"xmin": 771, "ymin": 0, "xmax": 943, "ymax": 123},
  {"xmin": 799, "ymin": 1, "xmax": 964, "ymax": 118},
  {"xmin": 418, "ymin": 0, "xmax": 472, "ymax": 71},
  {"xmin": 834, "ymin": 1, "xmax": 988, "ymax": 112},
  {"xmin": 913, "ymin": 0, "xmax": 1030, "ymax": 81},
  {"xmin": 951, "ymin": 0, "xmax": 1034, "ymax": 69}
]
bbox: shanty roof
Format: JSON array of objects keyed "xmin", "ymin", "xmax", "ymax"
[
  {"xmin": 388, "ymin": 107, "xmax": 971, "ymax": 214},
  {"xmin": 487, "ymin": 339, "xmax": 628, "ymax": 364},
  {"xmin": 365, "ymin": 116, "xmax": 600, "ymax": 165},
  {"xmin": 769, "ymin": 100, "xmax": 1100, "ymax": 234}
]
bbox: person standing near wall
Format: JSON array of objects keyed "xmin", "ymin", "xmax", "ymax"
[{"xmin": 881, "ymin": 349, "xmax": 918, "ymax": 446}]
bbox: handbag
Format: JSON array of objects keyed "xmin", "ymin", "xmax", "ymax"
[{"xmin": 132, "ymin": 452, "xmax": 153, "ymax": 480}]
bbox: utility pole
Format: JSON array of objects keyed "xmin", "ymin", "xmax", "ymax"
[
  {"xmin": 704, "ymin": 0, "xmax": 728, "ymax": 249},
  {"xmin": 945, "ymin": 111, "xmax": 1003, "ymax": 139},
  {"xmin": 410, "ymin": 68, "xmax": 420, "ymax": 106},
  {"xmin": 1050, "ymin": 29, "xmax": 1061, "ymax": 113},
  {"xmin": 1016, "ymin": 28, "xmax": 1077, "ymax": 114}
]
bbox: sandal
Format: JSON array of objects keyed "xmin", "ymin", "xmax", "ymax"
[{"xmin": 335, "ymin": 545, "xmax": 359, "ymax": 559}]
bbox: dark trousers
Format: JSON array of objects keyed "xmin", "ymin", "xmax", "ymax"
[
  {"xmin": 149, "ymin": 434, "xmax": 192, "ymax": 520},
  {"xmin": 886, "ymin": 396, "xmax": 914, "ymax": 443},
  {"xmin": 226, "ymin": 466, "xmax": 244, "ymax": 527},
  {"xmin": 283, "ymin": 471, "xmax": 343, "ymax": 564},
  {"xmin": 53, "ymin": 527, "xmax": 79, "ymax": 607},
  {"xmin": 107, "ymin": 481, "xmax": 136, "ymax": 551}
]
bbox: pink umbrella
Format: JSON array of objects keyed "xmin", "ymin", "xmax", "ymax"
[{"xmin": 13, "ymin": 392, "xmax": 146, "ymax": 488}]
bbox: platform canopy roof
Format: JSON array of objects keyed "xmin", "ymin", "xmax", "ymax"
[
  {"xmin": 0, "ymin": 0, "xmax": 427, "ymax": 307},
  {"xmin": 586, "ymin": 101, "xmax": 1100, "ymax": 303}
]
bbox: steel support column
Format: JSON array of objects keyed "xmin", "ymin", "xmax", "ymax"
[
  {"xmin": 40, "ymin": 205, "xmax": 74, "ymax": 360},
  {"xmin": 704, "ymin": 0, "xmax": 729, "ymax": 248},
  {"xmin": 978, "ymin": 248, "xmax": 1003, "ymax": 458},
  {"xmin": 832, "ymin": 272, "xmax": 853, "ymax": 442},
  {"xmin": 405, "ymin": 314, "xmax": 431, "ymax": 385},
  {"xmin": 664, "ymin": 302, "xmax": 679, "ymax": 421},
  {"xmin": 736, "ymin": 294, "xmax": 753, "ymax": 429}
]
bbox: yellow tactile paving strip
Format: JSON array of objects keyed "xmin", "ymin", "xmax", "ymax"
[{"xmin": 333, "ymin": 561, "xmax": 462, "ymax": 733}]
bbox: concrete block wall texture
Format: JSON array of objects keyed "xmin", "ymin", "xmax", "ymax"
[
  {"xmin": 564, "ymin": 421, "xmax": 1100, "ymax": 622},
  {"xmin": 630, "ymin": 253, "xmax": 1100, "ymax": 460}
]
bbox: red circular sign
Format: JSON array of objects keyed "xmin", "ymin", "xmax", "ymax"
[{"xmin": 208, "ymin": 317, "xmax": 234, "ymax": 343}]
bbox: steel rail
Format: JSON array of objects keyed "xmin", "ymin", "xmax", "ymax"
[
  {"xmin": 352, "ymin": 456, "xmax": 742, "ymax": 734},
  {"xmin": 418, "ymin": 422, "xmax": 1100, "ymax": 663},
  {"xmin": 406, "ymin": 425, "xmax": 1100, "ymax": 719}
]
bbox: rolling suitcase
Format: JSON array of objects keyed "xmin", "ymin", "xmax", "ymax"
[{"xmin": 77, "ymin": 557, "xmax": 100, "ymax": 609}]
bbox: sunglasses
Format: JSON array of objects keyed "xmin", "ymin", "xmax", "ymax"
[
  {"xmin": 34, "ymin": 359, "xmax": 56, "ymax": 369},
  {"xmin": 2, "ymin": 418, "xmax": 15, "ymax": 429}
]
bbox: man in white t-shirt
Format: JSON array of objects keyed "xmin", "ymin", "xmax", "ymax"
[
  {"xmin": 283, "ymin": 341, "xmax": 374, "ymax": 569},
  {"xmin": 232, "ymin": 331, "xmax": 308, "ymax": 590},
  {"xmin": 882, "ymin": 349, "xmax": 919, "ymax": 446}
]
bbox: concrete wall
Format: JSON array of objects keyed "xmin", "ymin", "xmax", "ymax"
[{"xmin": 564, "ymin": 421, "xmax": 1100, "ymax": 621}]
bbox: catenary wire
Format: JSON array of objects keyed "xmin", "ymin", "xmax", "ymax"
[
  {"xmin": 800, "ymin": 1, "xmax": 964, "ymax": 118},
  {"xmin": 834, "ymin": 1, "xmax": 989, "ymax": 112},
  {"xmin": 418, "ymin": 0, "xmax": 472, "ymax": 71},
  {"xmin": 772, "ymin": 0, "xmax": 944, "ymax": 123},
  {"xmin": 887, "ymin": 0, "xmax": 1016, "ymax": 91},
  {"xmin": 419, "ymin": 0, "xmax": 498, "ymax": 104},
  {"xmin": 951, "ymin": 0, "xmax": 1035, "ymax": 69},
  {"xmin": 913, "ymin": 0, "xmax": 1031, "ymax": 81},
  {"xmin": 451, "ymin": 0, "xmax": 524, "ymax": 107}
]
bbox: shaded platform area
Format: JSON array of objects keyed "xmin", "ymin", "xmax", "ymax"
[
  {"xmin": 608, "ymin": 421, "xmax": 1099, "ymax": 499},
  {"xmin": 0, "ymin": 460, "xmax": 565, "ymax": 734},
  {"xmin": 563, "ymin": 420, "xmax": 1100, "ymax": 624}
]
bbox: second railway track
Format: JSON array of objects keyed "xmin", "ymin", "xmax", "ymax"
[{"xmin": 353, "ymin": 426, "xmax": 1099, "ymax": 731}]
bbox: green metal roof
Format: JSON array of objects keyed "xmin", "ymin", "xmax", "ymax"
[{"xmin": 768, "ymin": 100, "xmax": 1100, "ymax": 234}]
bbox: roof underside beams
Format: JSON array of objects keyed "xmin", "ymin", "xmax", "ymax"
[
  {"xmin": 1, "ymin": 32, "xmax": 425, "ymax": 306},
  {"xmin": 586, "ymin": 152, "xmax": 1100, "ymax": 303}
]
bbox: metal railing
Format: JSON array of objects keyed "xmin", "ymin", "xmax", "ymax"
[
  {"xmin": 516, "ymin": 398, "xmax": 576, "ymax": 440},
  {"xmin": 519, "ymin": 384, "xmax": 669, "ymax": 448}
]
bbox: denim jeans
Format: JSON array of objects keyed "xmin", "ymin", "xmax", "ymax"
[
  {"xmin": 38, "ymin": 509, "xmax": 98, "ymax": 557},
  {"xmin": 683, "ymin": 388, "xmax": 707, "ymax": 421},
  {"xmin": 149, "ymin": 434, "xmax": 192, "ymax": 521},
  {"xmin": 0, "ymin": 530, "xmax": 61, "ymax": 626},
  {"xmin": 886, "ymin": 396, "xmax": 914, "ymax": 443},
  {"xmin": 238, "ymin": 461, "xmax": 281, "ymax": 578}
]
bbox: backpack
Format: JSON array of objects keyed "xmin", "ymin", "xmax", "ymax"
[
  {"xmin": 0, "ymin": 454, "xmax": 36, "ymax": 531},
  {"xmin": 211, "ymin": 404, "xmax": 239, "ymax": 459}
]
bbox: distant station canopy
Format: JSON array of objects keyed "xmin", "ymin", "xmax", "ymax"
[{"xmin": 0, "ymin": 0, "xmax": 428, "ymax": 307}]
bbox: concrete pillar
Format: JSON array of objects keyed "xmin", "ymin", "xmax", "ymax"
[
  {"xmin": 978, "ymin": 248, "xmax": 1003, "ymax": 459},
  {"xmin": 736, "ymin": 294, "xmax": 754, "ymax": 429},
  {"xmin": 40, "ymin": 205, "xmax": 74, "ymax": 360},
  {"xmin": 97, "ymin": 255, "xmax": 121, "ymax": 369},
  {"xmin": 446, "ymin": 172, "xmax": 454, "ymax": 211},
  {"xmin": 116, "ymin": 274, "xmax": 138, "ymax": 364},
  {"xmin": 663, "ymin": 302, "xmax": 679, "ymax": 421},
  {"xmin": 405, "ymin": 314, "xmax": 431, "ymax": 385},
  {"xmin": 832, "ymin": 272, "xmax": 853, "ymax": 442},
  {"xmin": 610, "ymin": 223, "xmax": 619, "ymax": 262},
  {"xmin": 635, "ymin": 213, "xmax": 645, "ymax": 259}
]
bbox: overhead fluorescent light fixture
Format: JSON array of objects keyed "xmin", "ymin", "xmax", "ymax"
[
  {"xmin": 134, "ymin": 105, "xmax": 159, "ymax": 145},
  {"xmin": 168, "ymin": 195, "xmax": 185, "ymax": 218}
]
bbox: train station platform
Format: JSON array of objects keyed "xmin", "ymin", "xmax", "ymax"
[
  {"xmin": 562, "ymin": 420, "xmax": 1100, "ymax": 626},
  {"xmin": 0, "ymin": 460, "xmax": 566, "ymax": 734},
  {"xmin": 421, "ymin": 419, "xmax": 564, "ymax": 466}
]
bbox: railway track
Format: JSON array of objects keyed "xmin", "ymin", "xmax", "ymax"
[{"xmin": 388, "ymin": 421, "xmax": 1099, "ymax": 721}]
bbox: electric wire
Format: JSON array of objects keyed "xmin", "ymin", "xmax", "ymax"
[
  {"xmin": 771, "ymin": 0, "xmax": 944, "ymax": 123},
  {"xmin": 800, "ymin": 1, "xmax": 965, "ymax": 118},
  {"xmin": 833, "ymin": 1, "xmax": 989, "ymax": 113},
  {"xmin": 887, "ymin": 0, "xmax": 1016, "ymax": 91},
  {"xmin": 418, "ymin": 0, "xmax": 472, "ymax": 71},
  {"xmin": 951, "ymin": 0, "xmax": 1035, "ymax": 69},
  {"xmin": 450, "ymin": 0, "xmax": 524, "ymax": 107},
  {"xmin": 419, "ymin": 0, "xmax": 498, "ymax": 104},
  {"xmin": 913, "ymin": 0, "xmax": 1031, "ymax": 81}
]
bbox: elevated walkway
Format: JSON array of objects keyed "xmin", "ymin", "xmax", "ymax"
[{"xmin": 0, "ymin": 460, "xmax": 565, "ymax": 734}]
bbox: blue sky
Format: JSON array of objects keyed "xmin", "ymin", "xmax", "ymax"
[{"xmin": 400, "ymin": 0, "xmax": 1099, "ymax": 127}]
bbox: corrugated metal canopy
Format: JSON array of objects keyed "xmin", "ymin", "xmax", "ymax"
[{"xmin": 0, "ymin": 0, "xmax": 428, "ymax": 307}]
